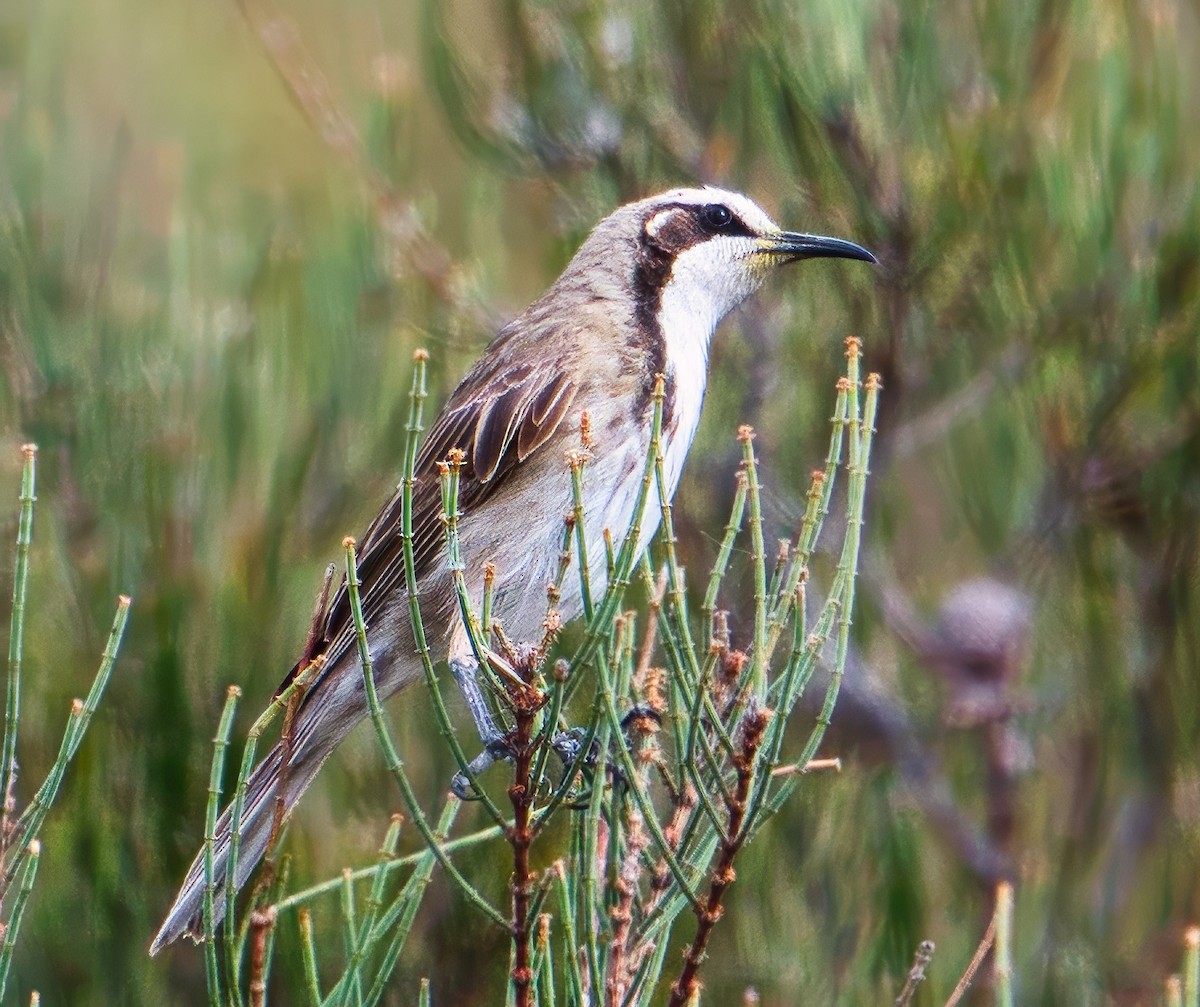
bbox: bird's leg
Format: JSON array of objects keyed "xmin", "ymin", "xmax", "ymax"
[
  {"xmin": 449, "ymin": 655, "xmax": 514, "ymax": 798},
  {"xmin": 448, "ymin": 655, "xmax": 600, "ymax": 799},
  {"xmin": 542, "ymin": 704, "xmax": 664, "ymax": 799},
  {"xmin": 548, "ymin": 726, "xmax": 586, "ymax": 765},
  {"xmin": 450, "ymin": 655, "xmax": 506, "ymax": 747}
]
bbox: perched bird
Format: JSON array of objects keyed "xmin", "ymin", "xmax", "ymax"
[{"xmin": 151, "ymin": 186, "xmax": 875, "ymax": 953}]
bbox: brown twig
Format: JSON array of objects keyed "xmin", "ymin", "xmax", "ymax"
[
  {"xmin": 269, "ymin": 562, "xmax": 335, "ymax": 854},
  {"xmin": 895, "ymin": 939, "xmax": 935, "ymax": 1006},
  {"xmin": 644, "ymin": 783, "xmax": 697, "ymax": 924},
  {"xmin": 606, "ymin": 691, "xmax": 665, "ymax": 1004},
  {"xmin": 944, "ymin": 916, "xmax": 997, "ymax": 1007},
  {"xmin": 668, "ymin": 708, "xmax": 772, "ymax": 1007},
  {"xmin": 634, "ymin": 569, "xmax": 668, "ymax": 686},
  {"xmin": 299, "ymin": 564, "xmax": 336, "ymax": 671},
  {"xmin": 606, "ymin": 808, "xmax": 649, "ymax": 1006},
  {"xmin": 506, "ymin": 649, "xmax": 548, "ymax": 1007},
  {"xmin": 247, "ymin": 906, "xmax": 277, "ymax": 1007}
]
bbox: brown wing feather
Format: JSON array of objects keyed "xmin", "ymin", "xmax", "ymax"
[
  {"xmin": 473, "ymin": 379, "xmax": 529, "ymax": 482},
  {"xmin": 518, "ymin": 374, "xmax": 576, "ymax": 459},
  {"xmin": 275, "ymin": 358, "xmax": 577, "ymax": 696}
]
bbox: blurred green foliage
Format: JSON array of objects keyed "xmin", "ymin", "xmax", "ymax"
[{"xmin": 0, "ymin": 0, "xmax": 1198, "ymax": 1002}]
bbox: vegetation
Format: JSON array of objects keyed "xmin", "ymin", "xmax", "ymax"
[
  {"xmin": 0, "ymin": 0, "xmax": 1197, "ymax": 1002},
  {"xmin": 188, "ymin": 347, "xmax": 878, "ymax": 1005}
]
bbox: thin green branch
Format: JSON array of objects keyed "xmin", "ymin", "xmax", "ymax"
[
  {"xmin": 364, "ymin": 801, "xmax": 460, "ymax": 1007},
  {"xmin": 353, "ymin": 814, "xmax": 404, "ymax": 968},
  {"xmin": 739, "ymin": 427, "xmax": 769, "ymax": 701},
  {"xmin": 568, "ymin": 450, "xmax": 595, "ymax": 621},
  {"xmin": 651, "ymin": 426, "xmax": 702, "ymax": 693},
  {"xmin": 10, "ymin": 596, "xmax": 132, "ymax": 859},
  {"xmin": 594, "ymin": 650, "xmax": 705, "ymax": 917},
  {"xmin": 332, "ymin": 868, "xmax": 362, "ymax": 1007},
  {"xmin": 204, "ymin": 686, "xmax": 242, "ymax": 1005},
  {"xmin": 343, "ymin": 540, "xmax": 509, "ymax": 933},
  {"xmin": 701, "ymin": 469, "xmax": 747, "ymax": 627},
  {"xmin": 565, "ymin": 375, "xmax": 666, "ymax": 690},
  {"xmin": 298, "ymin": 909, "xmax": 322, "ymax": 1006},
  {"xmin": 763, "ymin": 378, "xmax": 850, "ymax": 664},
  {"xmin": 995, "ymin": 881, "xmax": 1014, "ymax": 1007},
  {"xmin": 272, "ymin": 814, "xmax": 494, "ymax": 914},
  {"xmin": 552, "ymin": 861, "xmax": 585, "ymax": 1007},
  {"xmin": 2, "ymin": 444, "xmax": 36, "ymax": 858},
  {"xmin": 398, "ymin": 353, "xmax": 505, "ymax": 826},
  {"xmin": 224, "ymin": 651, "xmax": 328, "ymax": 987},
  {"xmin": 0, "ymin": 839, "xmax": 39, "ymax": 1000},
  {"xmin": 1186, "ymin": 927, "xmax": 1200, "ymax": 1007}
]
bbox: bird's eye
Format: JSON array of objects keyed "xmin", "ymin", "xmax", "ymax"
[{"xmin": 700, "ymin": 204, "xmax": 733, "ymax": 231}]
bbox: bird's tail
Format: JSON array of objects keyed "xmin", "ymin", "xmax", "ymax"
[
  {"xmin": 149, "ymin": 739, "xmax": 302, "ymax": 954},
  {"xmin": 150, "ymin": 659, "xmax": 372, "ymax": 955}
]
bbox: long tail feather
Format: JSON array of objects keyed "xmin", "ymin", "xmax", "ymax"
[
  {"xmin": 150, "ymin": 651, "xmax": 383, "ymax": 955},
  {"xmin": 150, "ymin": 739, "xmax": 304, "ymax": 954}
]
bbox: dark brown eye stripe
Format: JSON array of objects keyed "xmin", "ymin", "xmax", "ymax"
[{"xmin": 643, "ymin": 203, "xmax": 753, "ymax": 257}]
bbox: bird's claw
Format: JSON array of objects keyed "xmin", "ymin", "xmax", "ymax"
[
  {"xmin": 450, "ymin": 736, "xmax": 516, "ymax": 800},
  {"xmin": 450, "ymin": 729, "xmax": 590, "ymax": 800},
  {"xmin": 449, "ymin": 706, "xmax": 662, "ymax": 800}
]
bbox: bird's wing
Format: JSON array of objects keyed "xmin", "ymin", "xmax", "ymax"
[
  {"xmin": 275, "ymin": 356, "xmax": 579, "ymax": 695},
  {"xmin": 348, "ymin": 359, "xmax": 577, "ymax": 613}
]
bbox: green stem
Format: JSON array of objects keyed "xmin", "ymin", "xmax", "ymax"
[
  {"xmin": 298, "ymin": 909, "xmax": 322, "ymax": 1006},
  {"xmin": 995, "ymin": 881, "xmax": 1014, "ymax": 1007},
  {"xmin": 569, "ymin": 453, "xmax": 595, "ymax": 621},
  {"xmin": 763, "ymin": 379, "xmax": 849, "ymax": 664},
  {"xmin": 739, "ymin": 428, "xmax": 769, "ymax": 700},
  {"xmin": 203, "ymin": 686, "xmax": 241, "ymax": 1004},
  {"xmin": 5, "ymin": 597, "xmax": 130, "ymax": 899},
  {"xmin": 0, "ymin": 838, "xmax": 39, "ymax": 1000},
  {"xmin": 272, "ymin": 815, "xmax": 495, "ymax": 914},
  {"xmin": 2, "ymin": 445, "xmax": 36, "ymax": 858},
  {"xmin": 399, "ymin": 355, "xmax": 505, "ymax": 826},
  {"xmin": 594, "ymin": 647, "xmax": 704, "ymax": 917},
  {"xmin": 701, "ymin": 470, "xmax": 747, "ymax": 627},
  {"xmin": 332, "ymin": 868, "xmax": 361, "ymax": 1007},
  {"xmin": 364, "ymin": 801, "xmax": 460, "ymax": 1007},
  {"xmin": 344, "ymin": 541, "xmax": 509, "ymax": 932},
  {"xmin": 565, "ymin": 376, "xmax": 666, "ymax": 694},
  {"xmin": 12, "ymin": 596, "xmax": 131, "ymax": 837}
]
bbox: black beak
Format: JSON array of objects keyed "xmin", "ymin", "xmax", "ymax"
[{"xmin": 763, "ymin": 231, "xmax": 878, "ymax": 265}]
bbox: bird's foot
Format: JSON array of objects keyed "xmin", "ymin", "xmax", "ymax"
[
  {"xmin": 450, "ymin": 729, "xmax": 587, "ymax": 800},
  {"xmin": 450, "ymin": 736, "xmax": 516, "ymax": 799},
  {"xmin": 446, "ymin": 697, "xmax": 662, "ymax": 800}
]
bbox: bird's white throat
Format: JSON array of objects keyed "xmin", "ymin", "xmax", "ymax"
[{"xmin": 655, "ymin": 236, "xmax": 764, "ymax": 494}]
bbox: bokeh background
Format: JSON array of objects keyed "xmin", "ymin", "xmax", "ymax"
[{"xmin": 2, "ymin": 0, "xmax": 1199, "ymax": 1002}]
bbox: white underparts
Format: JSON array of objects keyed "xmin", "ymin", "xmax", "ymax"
[{"xmin": 655, "ymin": 236, "xmax": 765, "ymax": 496}]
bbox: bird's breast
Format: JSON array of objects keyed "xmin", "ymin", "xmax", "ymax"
[{"xmin": 656, "ymin": 296, "xmax": 713, "ymax": 498}]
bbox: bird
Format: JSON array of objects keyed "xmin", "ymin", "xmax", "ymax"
[{"xmin": 151, "ymin": 185, "xmax": 875, "ymax": 953}]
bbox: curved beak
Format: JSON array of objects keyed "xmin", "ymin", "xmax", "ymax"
[{"xmin": 759, "ymin": 231, "xmax": 877, "ymax": 265}]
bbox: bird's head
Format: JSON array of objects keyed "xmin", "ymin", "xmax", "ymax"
[{"xmin": 623, "ymin": 186, "xmax": 876, "ymax": 337}]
